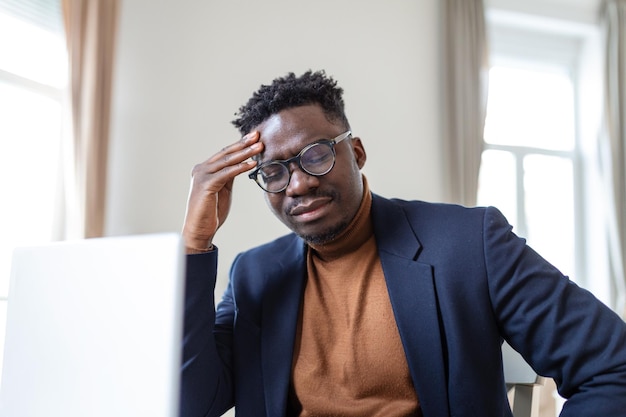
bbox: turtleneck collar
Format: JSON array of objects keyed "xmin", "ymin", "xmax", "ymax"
[{"xmin": 308, "ymin": 175, "xmax": 373, "ymax": 261}]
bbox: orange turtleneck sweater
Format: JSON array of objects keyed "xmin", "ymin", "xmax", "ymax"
[{"xmin": 288, "ymin": 178, "xmax": 421, "ymax": 417}]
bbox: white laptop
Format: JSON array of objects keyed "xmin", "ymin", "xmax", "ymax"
[{"xmin": 0, "ymin": 233, "xmax": 186, "ymax": 417}]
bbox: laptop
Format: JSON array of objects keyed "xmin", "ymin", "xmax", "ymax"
[{"xmin": 0, "ymin": 233, "xmax": 186, "ymax": 417}]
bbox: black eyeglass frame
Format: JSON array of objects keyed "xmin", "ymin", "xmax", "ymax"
[{"xmin": 248, "ymin": 130, "xmax": 353, "ymax": 193}]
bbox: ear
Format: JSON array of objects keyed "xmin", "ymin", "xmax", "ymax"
[{"xmin": 351, "ymin": 137, "xmax": 367, "ymax": 169}]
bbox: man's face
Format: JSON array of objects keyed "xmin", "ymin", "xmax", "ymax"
[{"xmin": 254, "ymin": 104, "xmax": 366, "ymax": 245}]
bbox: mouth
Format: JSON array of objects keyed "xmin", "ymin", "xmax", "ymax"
[{"xmin": 288, "ymin": 197, "xmax": 333, "ymax": 221}]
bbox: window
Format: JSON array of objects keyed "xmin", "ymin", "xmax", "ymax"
[
  {"xmin": 478, "ymin": 13, "xmax": 599, "ymax": 288},
  {"xmin": 478, "ymin": 63, "xmax": 578, "ymax": 280},
  {"xmin": 0, "ymin": 0, "xmax": 66, "ymax": 375}
]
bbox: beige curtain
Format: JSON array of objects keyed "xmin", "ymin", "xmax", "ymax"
[
  {"xmin": 60, "ymin": 0, "xmax": 119, "ymax": 238},
  {"xmin": 441, "ymin": 0, "xmax": 489, "ymax": 207},
  {"xmin": 600, "ymin": 0, "xmax": 626, "ymax": 317}
]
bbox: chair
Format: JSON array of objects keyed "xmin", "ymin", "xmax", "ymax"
[{"xmin": 503, "ymin": 342, "xmax": 544, "ymax": 417}]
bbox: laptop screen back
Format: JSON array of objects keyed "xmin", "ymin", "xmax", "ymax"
[{"xmin": 0, "ymin": 233, "xmax": 185, "ymax": 417}]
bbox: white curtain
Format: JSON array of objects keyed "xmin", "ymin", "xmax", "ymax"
[
  {"xmin": 600, "ymin": 0, "xmax": 626, "ymax": 317},
  {"xmin": 441, "ymin": 0, "xmax": 489, "ymax": 207}
]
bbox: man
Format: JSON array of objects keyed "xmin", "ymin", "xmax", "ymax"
[{"xmin": 180, "ymin": 70, "xmax": 626, "ymax": 417}]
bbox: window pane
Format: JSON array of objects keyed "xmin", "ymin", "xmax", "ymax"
[
  {"xmin": 0, "ymin": 81, "xmax": 61, "ymax": 296},
  {"xmin": 524, "ymin": 154, "xmax": 575, "ymax": 278},
  {"xmin": 0, "ymin": 11, "xmax": 67, "ymax": 88},
  {"xmin": 477, "ymin": 149, "xmax": 518, "ymax": 227},
  {"xmin": 484, "ymin": 65, "xmax": 575, "ymax": 151}
]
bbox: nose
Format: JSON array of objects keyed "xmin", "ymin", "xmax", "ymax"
[{"xmin": 284, "ymin": 163, "xmax": 318, "ymax": 197}]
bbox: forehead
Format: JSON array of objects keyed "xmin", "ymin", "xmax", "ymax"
[{"xmin": 255, "ymin": 104, "xmax": 343, "ymax": 160}]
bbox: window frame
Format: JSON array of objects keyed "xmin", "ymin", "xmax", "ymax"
[
  {"xmin": 0, "ymin": 67, "xmax": 64, "ymax": 101},
  {"xmin": 482, "ymin": 10, "xmax": 597, "ymax": 287}
]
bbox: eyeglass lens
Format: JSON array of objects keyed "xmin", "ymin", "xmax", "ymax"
[{"xmin": 256, "ymin": 142, "xmax": 335, "ymax": 192}]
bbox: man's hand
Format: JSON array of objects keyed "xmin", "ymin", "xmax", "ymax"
[{"xmin": 182, "ymin": 131, "xmax": 264, "ymax": 253}]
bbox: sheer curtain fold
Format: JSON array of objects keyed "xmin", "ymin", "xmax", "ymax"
[
  {"xmin": 441, "ymin": 0, "xmax": 489, "ymax": 207},
  {"xmin": 60, "ymin": 0, "xmax": 119, "ymax": 239},
  {"xmin": 600, "ymin": 0, "xmax": 626, "ymax": 317}
]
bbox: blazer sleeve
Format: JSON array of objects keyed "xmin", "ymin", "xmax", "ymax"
[
  {"xmin": 483, "ymin": 206, "xmax": 626, "ymax": 415},
  {"xmin": 180, "ymin": 249, "xmax": 235, "ymax": 417}
]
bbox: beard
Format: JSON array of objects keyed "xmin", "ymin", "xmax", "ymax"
[
  {"xmin": 298, "ymin": 219, "xmax": 350, "ymax": 246},
  {"xmin": 283, "ymin": 189, "xmax": 347, "ymax": 246}
]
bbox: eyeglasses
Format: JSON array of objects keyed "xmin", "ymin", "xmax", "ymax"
[{"xmin": 248, "ymin": 130, "xmax": 352, "ymax": 193}]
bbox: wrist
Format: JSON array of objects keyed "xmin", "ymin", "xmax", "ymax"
[
  {"xmin": 185, "ymin": 243, "xmax": 214, "ymax": 254},
  {"xmin": 182, "ymin": 231, "xmax": 214, "ymax": 254}
]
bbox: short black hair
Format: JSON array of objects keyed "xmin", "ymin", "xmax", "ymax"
[{"xmin": 231, "ymin": 70, "xmax": 350, "ymax": 135}]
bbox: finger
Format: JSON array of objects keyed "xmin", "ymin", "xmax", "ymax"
[
  {"xmin": 192, "ymin": 157, "xmax": 258, "ymax": 192},
  {"xmin": 197, "ymin": 141, "xmax": 262, "ymax": 182},
  {"xmin": 218, "ymin": 158, "xmax": 259, "ymax": 181},
  {"xmin": 220, "ymin": 141, "xmax": 264, "ymax": 167},
  {"xmin": 208, "ymin": 131, "xmax": 261, "ymax": 165}
]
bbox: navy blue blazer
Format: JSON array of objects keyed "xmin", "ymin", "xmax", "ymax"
[{"xmin": 181, "ymin": 194, "xmax": 626, "ymax": 417}]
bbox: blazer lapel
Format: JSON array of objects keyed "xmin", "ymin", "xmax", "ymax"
[
  {"xmin": 372, "ymin": 195, "xmax": 450, "ymax": 417},
  {"xmin": 260, "ymin": 235, "xmax": 307, "ymax": 417}
]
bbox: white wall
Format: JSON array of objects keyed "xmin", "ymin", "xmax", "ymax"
[{"xmin": 107, "ymin": 0, "xmax": 443, "ymax": 295}]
